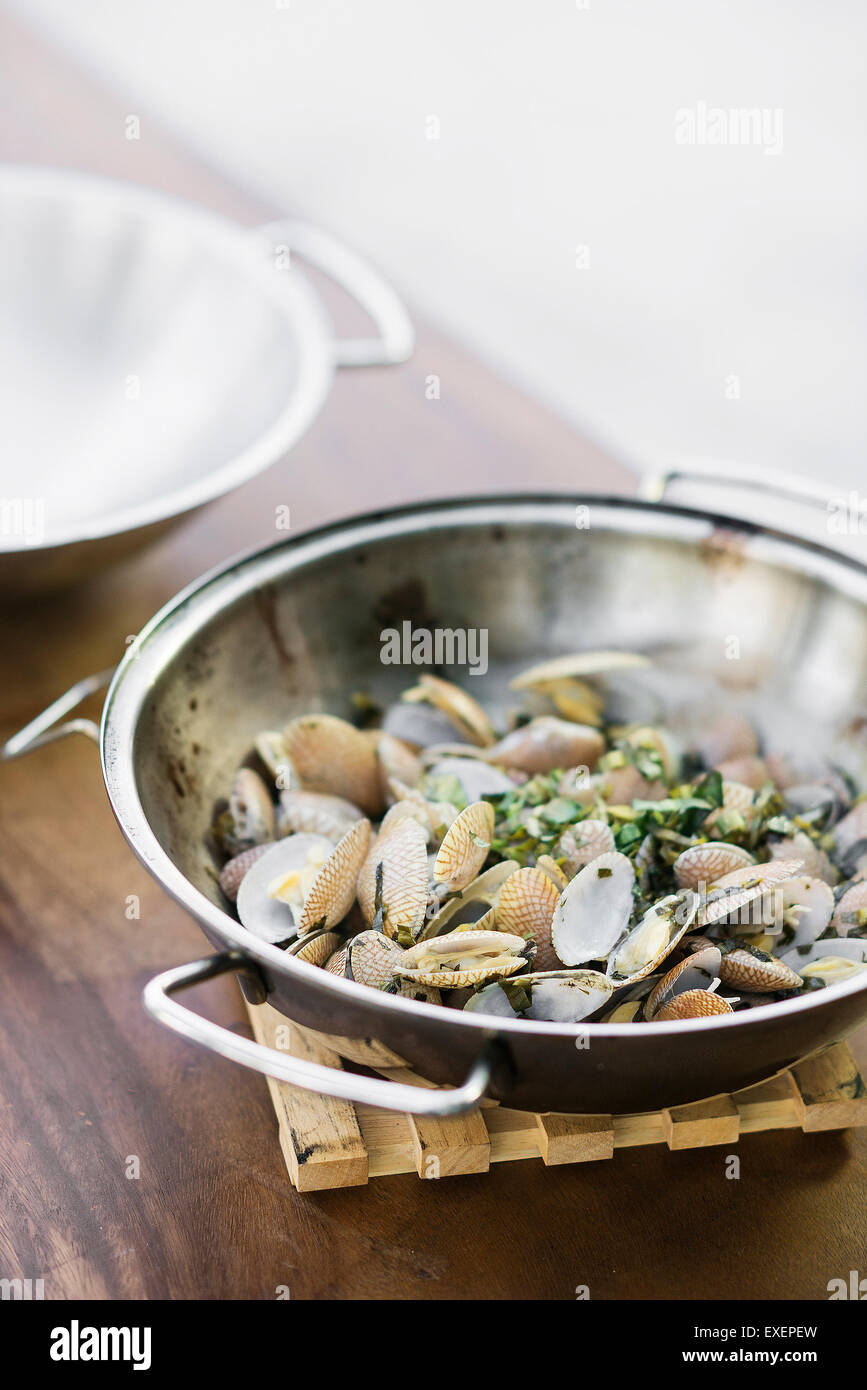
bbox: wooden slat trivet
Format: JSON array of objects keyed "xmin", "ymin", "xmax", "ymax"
[{"xmin": 243, "ymin": 1000, "xmax": 867, "ymax": 1191}]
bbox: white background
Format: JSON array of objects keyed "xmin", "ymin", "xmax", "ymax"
[{"xmin": 10, "ymin": 0, "xmax": 867, "ymax": 487}]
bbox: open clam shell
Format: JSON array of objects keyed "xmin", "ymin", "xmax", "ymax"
[
  {"xmin": 780, "ymin": 936, "xmax": 867, "ymax": 981},
  {"xmin": 283, "ymin": 714, "xmax": 384, "ymax": 816},
  {"xmin": 433, "ymin": 800, "xmax": 494, "ymax": 892},
  {"xmin": 403, "ymin": 674, "xmax": 495, "ymax": 747},
  {"xmin": 768, "ymin": 831, "xmax": 836, "ymax": 885},
  {"xmin": 683, "ymin": 935, "xmax": 802, "ymax": 993},
  {"xmin": 832, "ymin": 879, "xmax": 867, "ymax": 934},
  {"xmin": 644, "ymin": 945, "xmax": 722, "ymax": 1020},
  {"xmin": 422, "ymin": 756, "xmax": 516, "ymax": 803},
  {"xmin": 393, "ymin": 928, "xmax": 531, "ymax": 989},
  {"xmin": 298, "ymin": 817, "xmax": 370, "ymax": 932},
  {"xmin": 696, "ymin": 858, "xmax": 802, "ymax": 932},
  {"xmin": 357, "ymin": 814, "xmax": 429, "ymax": 937},
  {"xmin": 464, "ymin": 969, "xmax": 613, "ymax": 1022},
  {"xmin": 673, "ymin": 841, "xmax": 756, "ymax": 892},
  {"xmin": 382, "ymin": 700, "xmax": 472, "ymax": 750},
  {"xmin": 326, "ymin": 930, "xmax": 405, "ymax": 989},
  {"xmin": 214, "ymin": 767, "xmax": 276, "ymax": 856},
  {"xmin": 776, "ymin": 875, "xmax": 835, "ymax": 950},
  {"xmin": 236, "ymin": 832, "xmax": 334, "ymax": 943},
  {"xmin": 606, "ymin": 891, "xmax": 699, "ymax": 989},
  {"xmin": 495, "ymin": 866, "xmax": 561, "ymax": 972},
  {"xmin": 550, "ymin": 851, "xmax": 635, "ymax": 967},
  {"xmin": 509, "ymin": 650, "xmax": 650, "ymax": 689},
  {"xmin": 417, "ymin": 860, "xmax": 518, "ymax": 941}
]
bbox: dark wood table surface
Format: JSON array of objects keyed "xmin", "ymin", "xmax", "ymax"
[{"xmin": 1, "ymin": 13, "xmax": 864, "ymax": 1301}]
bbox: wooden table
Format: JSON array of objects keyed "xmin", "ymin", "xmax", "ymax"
[{"xmin": 0, "ymin": 13, "xmax": 864, "ymax": 1301}]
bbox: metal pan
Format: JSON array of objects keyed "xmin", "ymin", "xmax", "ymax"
[
  {"xmin": 6, "ymin": 479, "xmax": 867, "ymax": 1116},
  {"xmin": 0, "ymin": 166, "xmax": 413, "ymax": 591}
]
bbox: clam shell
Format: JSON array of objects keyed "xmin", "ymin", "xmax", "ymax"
[
  {"xmin": 535, "ymin": 854, "xmax": 569, "ymax": 891},
  {"xmin": 831, "ymin": 800, "xmax": 867, "ymax": 857},
  {"xmin": 357, "ymin": 815, "xmax": 429, "ymax": 937},
  {"xmin": 697, "ymin": 858, "xmax": 802, "ymax": 931},
  {"xmin": 559, "ymin": 819, "xmax": 615, "ymax": 874},
  {"xmin": 276, "ymin": 789, "xmax": 364, "ymax": 842},
  {"xmin": 509, "ymin": 650, "xmax": 650, "ymax": 688},
  {"xmin": 715, "ymin": 756, "xmax": 771, "ymax": 790},
  {"xmin": 704, "ymin": 780, "xmax": 757, "ymax": 836},
  {"xmin": 382, "ymin": 701, "xmax": 471, "ymax": 749},
  {"xmin": 339, "ymin": 930, "xmax": 406, "ymax": 988},
  {"xmin": 495, "ymin": 866, "xmax": 561, "ymax": 971},
  {"xmin": 697, "ymin": 713, "xmax": 758, "ymax": 767},
  {"xmin": 423, "ymin": 756, "xmax": 516, "ymax": 802},
  {"xmin": 405, "ymin": 674, "xmax": 495, "ymax": 747},
  {"xmin": 607, "ymin": 891, "xmax": 699, "ymax": 988},
  {"xmin": 219, "ymin": 767, "xmax": 275, "ymax": 854},
  {"xmin": 417, "ymin": 860, "xmax": 518, "ymax": 940},
  {"xmin": 673, "ymin": 842, "xmax": 756, "ymax": 892},
  {"xmin": 482, "ymin": 718, "xmax": 605, "ymax": 775},
  {"xmin": 683, "ymin": 935, "xmax": 802, "ymax": 993},
  {"xmin": 376, "ymin": 732, "xmax": 423, "ymax": 798},
  {"xmin": 550, "ymin": 851, "xmax": 635, "ymax": 966},
  {"xmin": 831, "ymin": 878, "xmax": 867, "ymax": 933},
  {"xmin": 236, "ymin": 833, "xmax": 334, "ymax": 942},
  {"xmin": 254, "ymin": 730, "xmax": 293, "ymax": 786},
  {"xmin": 393, "ymin": 928, "xmax": 530, "ymax": 988},
  {"xmin": 645, "ymin": 945, "xmax": 722, "ymax": 1019},
  {"xmin": 299, "ymin": 818, "xmax": 371, "ymax": 932},
  {"xmin": 219, "ymin": 842, "xmax": 273, "ymax": 902},
  {"xmin": 433, "ymin": 801, "xmax": 494, "ymax": 892},
  {"xmin": 780, "ymin": 936, "xmax": 867, "ymax": 974},
  {"xmin": 283, "ymin": 714, "xmax": 384, "ymax": 816},
  {"xmin": 776, "ymin": 875, "xmax": 835, "ymax": 949},
  {"xmin": 596, "ymin": 763, "xmax": 667, "ymax": 805},
  {"xmin": 393, "ymin": 979, "xmax": 443, "ymax": 1005},
  {"xmin": 464, "ymin": 969, "xmax": 613, "ymax": 1022},
  {"xmin": 288, "ymin": 928, "xmax": 342, "ymax": 968},
  {"xmin": 619, "ymin": 725, "xmax": 681, "ymax": 781},
  {"xmin": 769, "ymin": 831, "xmax": 836, "ymax": 885},
  {"xmin": 653, "ymin": 989, "xmax": 734, "ymax": 1021}
]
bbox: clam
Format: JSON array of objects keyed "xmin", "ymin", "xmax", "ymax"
[
  {"xmin": 403, "ymin": 674, "xmax": 495, "ymax": 747},
  {"xmin": 236, "ymin": 832, "xmax": 334, "ymax": 942},
  {"xmin": 619, "ymin": 725, "xmax": 681, "ymax": 781},
  {"xmin": 417, "ymin": 860, "xmax": 518, "ymax": 940},
  {"xmin": 603, "ymin": 999, "xmax": 646, "ymax": 1022},
  {"xmin": 607, "ymin": 891, "xmax": 699, "ymax": 988},
  {"xmin": 535, "ymin": 854, "xmax": 569, "ymax": 891},
  {"xmin": 433, "ymin": 801, "xmax": 494, "ymax": 892},
  {"xmin": 326, "ymin": 929, "xmax": 405, "ymax": 989},
  {"xmin": 653, "ymin": 989, "xmax": 734, "ymax": 1021},
  {"xmin": 296, "ymin": 818, "xmax": 370, "ymax": 933},
  {"xmin": 559, "ymin": 819, "xmax": 616, "ymax": 874},
  {"xmin": 283, "ymin": 714, "xmax": 384, "ymax": 816},
  {"xmin": 382, "ymin": 700, "xmax": 472, "ymax": 750},
  {"xmin": 254, "ymin": 730, "xmax": 294, "ymax": 787},
  {"xmin": 769, "ymin": 830, "xmax": 835, "ymax": 885},
  {"xmin": 393, "ymin": 979, "xmax": 443, "ymax": 1005},
  {"xmin": 831, "ymin": 878, "xmax": 867, "ymax": 934},
  {"xmin": 776, "ymin": 876, "xmax": 835, "ymax": 949},
  {"xmin": 715, "ymin": 756, "xmax": 771, "ymax": 790},
  {"xmin": 481, "ymin": 717, "xmax": 605, "ymax": 776},
  {"xmin": 596, "ymin": 763, "xmax": 667, "ymax": 805},
  {"xmin": 218, "ymin": 842, "xmax": 273, "ymax": 902},
  {"xmin": 383, "ymin": 785, "xmax": 459, "ymax": 841},
  {"xmin": 697, "ymin": 713, "xmax": 758, "ymax": 767},
  {"xmin": 356, "ymin": 814, "xmax": 429, "ymax": 938},
  {"xmin": 276, "ymin": 789, "xmax": 364, "ymax": 842},
  {"xmin": 288, "ymin": 928, "xmax": 342, "ymax": 968},
  {"xmin": 682, "ymin": 935, "xmax": 802, "ymax": 993},
  {"xmin": 495, "ymin": 866, "xmax": 561, "ymax": 971},
  {"xmin": 376, "ymin": 732, "xmax": 423, "ymax": 798},
  {"xmin": 780, "ymin": 936, "xmax": 867, "ymax": 976},
  {"xmin": 214, "ymin": 767, "xmax": 276, "ymax": 856},
  {"xmin": 464, "ymin": 969, "xmax": 613, "ymax": 1022},
  {"xmin": 550, "ymin": 851, "xmax": 635, "ymax": 966},
  {"xmin": 393, "ymin": 928, "xmax": 532, "ymax": 988},
  {"xmin": 644, "ymin": 944, "xmax": 722, "ymax": 1019},
  {"xmin": 705, "ymin": 780, "xmax": 757, "ymax": 837},
  {"xmin": 422, "ymin": 756, "xmax": 516, "ymax": 803},
  {"xmin": 509, "ymin": 649, "xmax": 650, "ymax": 690},
  {"xmin": 831, "ymin": 800, "xmax": 867, "ymax": 859},
  {"xmin": 696, "ymin": 858, "xmax": 803, "ymax": 932},
  {"xmin": 673, "ymin": 841, "xmax": 756, "ymax": 892},
  {"xmin": 237, "ymin": 823, "xmax": 370, "ymax": 941}
]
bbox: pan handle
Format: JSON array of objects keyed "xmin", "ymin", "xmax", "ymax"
[
  {"xmin": 143, "ymin": 951, "xmax": 496, "ymax": 1117},
  {"xmin": 2, "ymin": 667, "xmax": 114, "ymax": 760},
  {"xmin": 640, "ymin": 461, "xmax": 861, "ymax": 517},
  {"xmin": 254, "ymin": 220, "xmax": 415, "ymax": 368}
]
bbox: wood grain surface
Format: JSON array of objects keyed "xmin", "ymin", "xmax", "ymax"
[{"xmin": 0, "ymin": 12, "xmax": 864, "ymax": 1301}]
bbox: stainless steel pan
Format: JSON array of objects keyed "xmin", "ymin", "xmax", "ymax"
[{"xmin": 7, "ymin": 481, "xmax": 867, "ymax": 1116}]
